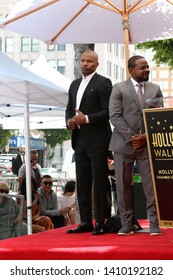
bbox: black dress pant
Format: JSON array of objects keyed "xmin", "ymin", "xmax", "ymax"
[{"xmin": 75, "ymin": 138, "xmax": 108, "ymax": 224}]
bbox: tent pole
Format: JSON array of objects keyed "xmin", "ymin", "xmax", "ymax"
[
  {"xmin": 122, "ymin": 15, "xmax": 130, "ymax": 79},
  {"xmin": 24, "ymin": 102, "xmax": 32, "ymax": 235},
  {"xmin": 124, "ymin": 29, "xmax": 130, "ymax": 79}
]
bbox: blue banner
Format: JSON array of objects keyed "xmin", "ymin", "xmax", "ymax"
[{"xmin": 9, "ymin": 136, "xmax": 45, "ymax": 150}]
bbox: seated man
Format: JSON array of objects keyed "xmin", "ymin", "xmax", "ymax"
[
  {"xmin": 38, "ymin": 175, "xmax": 66, "ymax": 228},
  {"xmin": 18, "ymin": 176, "xmax": 54, "ymax": 232}
]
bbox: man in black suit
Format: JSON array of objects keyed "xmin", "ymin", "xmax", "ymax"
[
  {"xmin": 65, "ymin": 50, "xmax": 112, "ymax": 235},
  {"xmin": 12, "ymin": 144, "xmax": 25, "ymax": 176}
]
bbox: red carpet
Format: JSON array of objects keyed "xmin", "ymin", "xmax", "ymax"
[{"xmin": 0, "ymin": 220, "xmax": 173, "ymax": 260}]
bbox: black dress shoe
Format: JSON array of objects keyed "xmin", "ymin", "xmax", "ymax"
[
  {"xmin": 66, "ymin": 223, "xmax": 93, "ymax": 233},
  {"xmin": 92, "ymin": 223, "xmax": 105, "ymax": 235}
]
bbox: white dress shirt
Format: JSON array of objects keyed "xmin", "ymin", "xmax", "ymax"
[
  {"xmin": 131, "ymin": 77, "xmax": 144, "ymax": 95},
  {"xmin": 76, "ymin": 72, "xmax": 96, "ymax": 124}
]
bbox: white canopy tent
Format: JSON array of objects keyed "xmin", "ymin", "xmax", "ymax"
[
  {"xmin": 0, "ymin": 51, "xmax": 68, "ymax": 234},
  {"xmin": 0, "ymin": 55, "xmax": 71, "ymax": 130},
  {"xmin": 0, "ymin": 52, "xmax": 68, "ymax": 107},
  {"xmin": 0, "ymin": 104, "xmax": 66, "ymax": 129},
  {"xmin": 29, "ymin": 55, "xmax": 71, "ymax": 92}
]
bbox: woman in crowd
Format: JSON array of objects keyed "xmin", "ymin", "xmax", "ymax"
[
  {"xmin": 18, "ymin": 176, "xmax": 54, "ymax": 233},
  {"xmin": 57, "ymin": 180, "xmax": 76, "ymax": 225}
]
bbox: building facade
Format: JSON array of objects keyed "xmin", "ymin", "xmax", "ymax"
[
  {"xmin": 1, "ymin": 0, "xmax": 173, "ymax": 168},
  {"xmin": 1, "ymin": 0, "xmax": 173, "ymax": 95}
]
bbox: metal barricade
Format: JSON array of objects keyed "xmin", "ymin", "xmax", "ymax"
[
  {"xmin": 52, "ymin": 171, "xmax": 67, "ymax": 192},
  {"xmin": 1, "ymin": 176, "xmax": 19, "ymax": 193},
  {"xmin": 53, "ymin": 171, "xmax": 76, "ymax": 193}
]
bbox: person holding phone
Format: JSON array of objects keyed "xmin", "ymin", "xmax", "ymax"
[{"xmin": 18, "ymin": 149, "xmax": 42, "ymax": 185}]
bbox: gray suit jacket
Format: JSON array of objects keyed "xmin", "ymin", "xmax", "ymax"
[{"xmin": 109, "ymin": 79, "xmax": 163, "ymax": 154}]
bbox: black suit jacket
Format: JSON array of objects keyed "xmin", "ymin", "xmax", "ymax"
[
  {"xmin": 12, "ymin": 153, "xmax": 23, "ymax": 175},
  {"xmin": 66, "ymin": 73, "xmax": 112, "ymax": 150}
]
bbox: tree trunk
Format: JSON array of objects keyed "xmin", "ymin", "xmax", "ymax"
[{"xmin": 73, "ymin": 44, "xmax": 95, "ymax": 78}]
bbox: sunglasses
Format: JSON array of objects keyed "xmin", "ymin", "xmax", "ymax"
[
  {"xmin": 42, "ymin": 181, "xmax": 53, "ymax": 186},
  {"xmin": 0, "ymin": 189, "xmax": 9, "ymax": 194}
]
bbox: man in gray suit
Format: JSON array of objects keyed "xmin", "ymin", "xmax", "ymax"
[{"xmin": 109, "ymin": 55, "xmax": 163, "ymax": 235}]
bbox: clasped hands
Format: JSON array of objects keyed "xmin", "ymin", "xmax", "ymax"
[
  {"xmin": 67, "ymin": 109, "xmax": 86, "ymax": 130},
  {"xmin": 129, "ymin": 134, "xmax": 147, "ymax": 149}
]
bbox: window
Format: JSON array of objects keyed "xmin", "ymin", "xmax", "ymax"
[
  {"xmin": 57, "ymin": 59, "xmax": 66, "ymax": 74},
  {"xmin": 21, "ymin": 37, "xmax": 30, "ymax": 52},
  {"xmin": 57, "ymin": 44, "xmax": 65, "ymax": 51},
  {"xmin": 0, "ymin": 14, "xmax": 3, "ymax": 23},
  {"xmin": 21, "ymin": 60, "xmax": 30, "ymax": 68},
  {"xmin": 47, "ymin": 44, "xmax": 55, "ymax": 51},
  {"xmin": 150, "ymin": 70, "xmax": 156, "ymax": 79},
  {"xmin": 31, "ymin": 38, "xmax": 39, "ymax": 52},
  {"xmin": 121, "ymin": 68, "xmax": 125, "ymax": 81},
  {"xmin": 116, "ymin": 45, "xmax": 119, "ymax": 56},
  {"xmin": 113, "ymin": 64, "xmax": 116, "ymax": 79},
  {"xmin": 5, "ymin": 37, "xmax": 13, "ymax": 53},
  {"xmin": 48, "ymin": 59, "xmax": 56, "ymax": 68},
  {"xmin": 115, "ymin": 65, "xmax": 119, "ymax": 80},
  {"xmin": 160, "ymin": 81, "xmax": 168, "ymax": 89},
  {"xmin": 107, "ymin": 61, "xmax": 111, "ymax": 76},
  {"xmin": 107, "ymin": 44, "xmax": 112, "ymax": 52},
  {"xmin": 47, "ymin": 44, "xmax": 65, "ymax": 51},
  {"xmin": 159, "ymin": 70, "xmax": 169, "ymax": 78},
  {"xmin": 121, "ymin": 46, "xmax": 125, "ymax": 59},
  {"xmin": 107, "ymin": 61, "xmax": 109, "ymax": 75}
]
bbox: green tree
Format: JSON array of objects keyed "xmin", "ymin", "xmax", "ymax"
[
  {"xmin": 74, "ymin": 44, "xmax": 95, "ymax": 78},
  {"xmin": 39, "ymin": 128, "xmax": 71, "ymax": 165},
  {"xmin": 40, "ymin": 129, "xmax": 71, "ymax": 148},
  {"xmin": 0, "ymin": 129, "xmax": 14, "ymax": 153},
  {"xmin": 136, "ymin": 39, "xmax": 173, "ymax": 69}
]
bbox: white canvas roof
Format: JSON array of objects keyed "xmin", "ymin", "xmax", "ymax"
[{"xmin": 29, "ymin": 55, "xmax": 71, "ymax": 93}]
